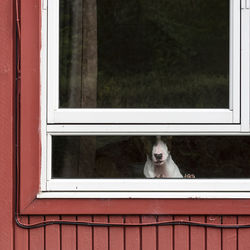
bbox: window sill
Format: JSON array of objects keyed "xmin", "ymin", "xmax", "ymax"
[{"xmin": 37, "ymin": 191, "xmax": 250, "ymax": 199}]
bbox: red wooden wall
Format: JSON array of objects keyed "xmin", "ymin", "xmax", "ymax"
[
  {"xmin": 14, "ymin": 215, "xmax": 250, "ymax": 250},
  {"xmin": 0, "ymin": 0, "xmax": 14, "ymax": 249},
  {"xmin": 2, "ymin": 0, "xmax": 250, "ymax": 249}
]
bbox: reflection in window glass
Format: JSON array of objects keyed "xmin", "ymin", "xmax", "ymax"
[
  {"xmin": 59, "ymin": 0, "xmax": 229, "ymax": 108},
  {"xmin": 52, "ymin": 136, "xmax": 250, "ymax": 178}
]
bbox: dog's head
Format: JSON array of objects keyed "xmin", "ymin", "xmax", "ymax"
[
  {"xmin": 131, "ymin": 136, "xmax": 172, "ymax": 164},
  {"xmin": 152, "ymin": 139, "xmax": 169, "ymax": 166}
]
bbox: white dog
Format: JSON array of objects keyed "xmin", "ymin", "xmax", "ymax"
[{"xmin": 144, "ymin": 138, "xmax": 183, "ymax": 178}]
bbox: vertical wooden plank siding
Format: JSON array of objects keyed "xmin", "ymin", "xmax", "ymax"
[
  {"xmin": 206, "ymin": 216, "xmax": 222, "ymax": 250},
  {"xmin": 158, "ymin": 215, "xmax": 173, "ymax": 250},
  {"xmin": 190, "ymin": 216, "xmax": 206, "ymax": 250},
  {"xmin": 109, "ymin": 216, "xmax": 124, "ymax": 250},
  {"xmin": 238, "ymin": 216, "xmax": 250, "ymax": 250},
  {"xmin": 141, "ymin": 216, "xmax": 157, "ymax": 250},
  {"xmin": 174, "ymin": 216, "xmax": 189, "ymax": 250},
  {"xmin": 14, "ymin": 214, "xmax": 250, "ymax": 249},
  {"xmin": 125, "ymin": 216, "xmax": 141, "ymax": 250},
  {"xmin": 93, "ymin": 216, "xmax": 109, "ymax": 250},
  {"xmin": 222, "ymin": 216, "xmax": 237, "ymax": 250},
  {"xmin": 45, "ymin": 216, "xmax": 60, "ymax": 250},
  {"xmin": 29, "ymin": 216, "xmax": 45, "ymax": 250},
  {"xmin": 0, "ymin": 0, "xmax": 14, "ymax": 249},
  {"xmin": 61, "ymin": 216, "xmax": 77, "ymax": 250},
  {"xmin": 77, "ymin": 216, "xmax": 93, "ymax": 250},
  {"xmin": 15, "ymin": 216, "xmax": 29, "ymax": 250}
]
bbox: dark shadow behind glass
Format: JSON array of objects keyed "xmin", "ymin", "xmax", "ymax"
[
  {"xmin": 59, "ymin": 0, "xmax": 229, "ymax": 108},
  {"xmin": 52, "ymin": 136, "xmax": 250, "ymax": 179}
]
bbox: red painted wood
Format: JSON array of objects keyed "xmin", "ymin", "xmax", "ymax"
[
  {"xmin": 29, "ymin": 216, "xmax": 45, "ymax": 250},
  {"xmin": 158, "ymin": 215, "xmax": 173, "ymax": 250},
  {"xmin": 125, "ymin": 216, "xmax": 141, "ymax": 250},
  {"xmin": 19, "ymin": 0, "xmax": 41, "ymax": 212},
  {"xmin": 0, "ymin": 0, "xmax": 14, "ymax": 248},
  {"xmin": 21, "ymin": 198, "xmax": 250, "ymax": 215},
  {"xmin": 238, "ymin": 216, "xmax": 250, "ymax": 250},
  {"xmin": 77, "ymin": 216, "xmax": 92, "ymax": 250},
  {"xmin": 174, "ymin": 216, "xmax": 189, "ymax": 250},
  {"xmin": 93, "ymin": 216, "xmax": 108, "ymax": 250},
  {"xmin": 222, "ymin": 216, "xmax": 237, "ymax": 250},
  {"xmin": 109, "ymin": 216, "xmax": 124, "ymax": 250},
  {"xmin": 61, "ymin": 216, "xmax": 77, "ymax": 250},
  {"xmin": 45, "ymin": 216, "xmax": 60, "ymax": 250},
  {"xmin": 190, "ymin": 216, "xmax": 206, "ymax": 250},
  {"xmin": 15, "ymin": 216, "xmax": 29, "ymax": 250},
  {"xmin": 206, "ymin": 216, "xmax": 221, "ymax": 250},
  {"xmin": 141, "ymin": 216, "xmax": 157, "ymax": 250}
]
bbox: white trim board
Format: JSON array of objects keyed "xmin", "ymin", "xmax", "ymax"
[
  {"xmin": 37, "ymin": 192, "xmax": 250, "ymax": 199},
  {"xmin": 45, "ymin": 179, "xmax": 250, "ymax": 192}
]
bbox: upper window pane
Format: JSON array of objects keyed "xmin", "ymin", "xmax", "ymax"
[{"xmin": 59, "ymin": 0, "xmax": 229, "ymax": 108}]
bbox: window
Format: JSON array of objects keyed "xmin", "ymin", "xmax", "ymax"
[{"xmin": 39, "ymin": 0, "xmax": 250, "ymax": 198}]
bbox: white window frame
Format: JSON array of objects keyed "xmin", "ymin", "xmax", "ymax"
[
  {"xmin": 39, "ymin": 0, "xmax": 250, "ymax": 199},
  {"xmin": 47, "ymin": 0, "xmax": 241, "ymax": 124}
]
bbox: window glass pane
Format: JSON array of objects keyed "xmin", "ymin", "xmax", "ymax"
[
  {"xmin": 59, "ymin": 0, "xmax": 229, "ymax": 108},
  {"xmin": 52, "ymin": 136, "xmax": 250, "ymax": 178}
]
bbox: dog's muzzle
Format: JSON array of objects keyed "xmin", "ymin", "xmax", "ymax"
[{"xmin": 153, "ymin": 160, "xmax": 164, "ymax": 166}]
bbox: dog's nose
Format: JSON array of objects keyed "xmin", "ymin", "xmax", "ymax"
[{"xmin": 154, "ymin": 153, "xmax": 162, "ymax": 160}]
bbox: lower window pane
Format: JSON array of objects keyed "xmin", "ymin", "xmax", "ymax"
[{"xmin": 52, "ymin": 136, "xmax": 250, "ymax": 178}]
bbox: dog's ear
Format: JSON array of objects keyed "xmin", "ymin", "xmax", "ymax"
[
  {"xmin": 163, "ymin": 136, "xmax": 173, "ymax": 152},
  {"xmin": 140, "ymin": 136, "xmax": 154, "ymax": 157}
]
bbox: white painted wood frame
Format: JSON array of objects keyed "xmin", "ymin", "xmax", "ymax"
[
  {"xmin": 39, "ymin": 0, "xmax": 250, "ymax": 198},
  {"xmin": 47, "ymin": 0, "xmax": 241, "ymax": 124}
]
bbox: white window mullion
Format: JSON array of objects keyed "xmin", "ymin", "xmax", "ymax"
[
  {"xmin": 230, "ymin": 0, "xmax": 241, "ymax": 122},
  {"xmin": 241, "ymin": 3, "xmax": 250, "ymax": 131},
  {"xmin": 48, "ymin": 0, "xmax": 59, "ymax": 123},
  {"xmin": 40, "ymin": 0, "xmax": 48, "ymax": 191},
  {"xmin": 52, "ymin": 109, "xmax": 233, "ymax": 124},
  {"xmin": 46, "ymin": 124, "xmax": 242, "ymax": 135}
]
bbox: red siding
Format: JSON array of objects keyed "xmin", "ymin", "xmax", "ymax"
[
  {"xmin": 2, "ymin": 1, "xmax": 250, "ymax": 250},
  {"xmin": 109, "ymin": 216, "xmax": 124, "ymax": 250},
  {"xmin": 190, "ymin": 216, "xmax": 206, "ymax": 250},
  {"xmin": 13, "ymin": 215, "xmax": 250, "ymax": 250},
  {"xmin": 0, "ymin": 0, "xmax": 14, "ymax": 248}
]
